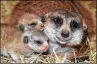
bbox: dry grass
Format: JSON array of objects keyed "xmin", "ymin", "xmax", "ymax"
[{"xmin": 1, "ymin": 1, "xmax": 96, "ymax": 63}]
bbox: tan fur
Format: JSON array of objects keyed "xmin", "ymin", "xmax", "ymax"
[
  {"xmin": 17, "ymin": 13, "xmax": 44, "ymax": 31},
  {"xmin": 6, "ymin": 1, "xmax": 94, "ymax": 38},
  {"xmin": 1, "ymin": 23, "xmax": 49, "ymax": 62},
  {"xmin": 1, "ymin": 24, "xmax": 32, "ymax": 62}
]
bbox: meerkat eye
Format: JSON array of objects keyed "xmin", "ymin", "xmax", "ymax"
[
  {"xmin": 70, "ymin": 20, "xmax": 81, "ymax": 31},
  {"xmin": 41, "ymin": 15, "xmax": 46, "ymax": 23},
  {"xmin": 51, "ymin": 17, "xmax": 63, "ymax": 27},
  {"xmin": 47, "ymin": 39, "xmax": 49, "ymax": 42},
  {"xmin": 19, "ymin": 24, "xmax": 24, "ymax": 31},
  {"xmin": 23, "ymin": 36, "xmax": 29, "ymax": 44},
  {"xmin": 28, "ymin": 23, "xmax": 37, "ymax": 26},
  {"xmin": 35, "ymin": 40, "xmax": 42, "ymax": 44}
]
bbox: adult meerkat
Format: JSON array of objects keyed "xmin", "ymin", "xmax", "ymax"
[
  {"xmin": 1, "ymin": 24, "xmax": 49, "ymax": 63},
  {"xmin": 44, "ymin": 10, "xmax": 87, "ymax": 45},
  {"xmin": 43, "ymin": 10, "xmax": 88, "ymax": 60}
]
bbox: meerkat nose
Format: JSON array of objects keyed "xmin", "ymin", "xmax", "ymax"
[
  {"xmin": 61, "ymin": 31, "xmax": 69, "ymax": 38},
  {"xmin": 41, "ymin": 24, "xmax": 44, "ymax": 27},
  {"xmin": 40, "ymin": 45, "xmax": 48, "ymax": 51}
]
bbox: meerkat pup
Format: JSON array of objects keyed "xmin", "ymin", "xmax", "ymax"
[{"xmin": 1, "ymin": 24, "xmax": 49, "ymax": 63}]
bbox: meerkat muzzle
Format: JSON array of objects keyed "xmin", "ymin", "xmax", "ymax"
[
  {"xmin": 40, "ymin": 45, "xmax": 48, "ymax": 51},
  {"xmin": 61, "ymin": 31, "xmax": 70, "ymax": 38}
]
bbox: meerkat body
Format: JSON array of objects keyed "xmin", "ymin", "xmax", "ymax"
[{"xmin": 1, "ymin": 24, "xmax": 49, "ymax": 63}]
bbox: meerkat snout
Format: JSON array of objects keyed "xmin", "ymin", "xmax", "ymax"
[
  {"xmin": 61, "ymin": 30, "xmax": 70, "ymax": 38},
  {"xmin": 38, "ymin": 41, "xmax": 49, "ymax": 51}
]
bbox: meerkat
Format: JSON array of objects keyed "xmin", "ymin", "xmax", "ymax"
[
  {"xmin": 44, "ymin": 9, "xmax": 88, "ymax": 45},
  {"xmin": 1, "ymin": 24, "xmax": 49, "ymax": 63},
  {"xmin": 42, "ymin": 9, "xmax": 89, "ymax": 61}
]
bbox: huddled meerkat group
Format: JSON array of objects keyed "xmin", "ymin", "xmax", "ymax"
[{"xmin": 1, "ymin": 1, "xmax": 95, "ymax": 63}]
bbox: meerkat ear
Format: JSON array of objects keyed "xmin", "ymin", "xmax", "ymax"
[
  {"xmin": 19, "ymin": 24, "xmax": 25, "ymax": 32},
  {"xmin": 82, "ymin": 21, "xmax": 88, "ymax": 43},
  {"xmin": 83, "ymin": 21, "xmax": 88, "ymax": 33}
]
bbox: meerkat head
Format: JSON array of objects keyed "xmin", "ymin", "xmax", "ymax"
[
  {"xmin": 43, "ymin": 10, "xmax": 88, "ymax": 46},
  {"xmin": 18, "ymin": 13, "xmax": 44, "ymax": 31},
  {"xmin": 21, "ymin": 27, "xmax": 49, "ymax": 53}
]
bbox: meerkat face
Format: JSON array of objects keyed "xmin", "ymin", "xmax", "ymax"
[
  {"xmin": 44, "ymin": 10, "xmax": 88, "ymax": 46},
  {"xmin": 22, "ymin": 27, "xmax": 49, "ymax": 53},
  {"xmin": 18, "ymin": 13, "xmax": 44, "ymax": 31}
]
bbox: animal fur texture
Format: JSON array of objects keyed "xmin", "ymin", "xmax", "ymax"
[{"xmin": 1, "ymin": 1, "xmax": 95, "ymax": 62}]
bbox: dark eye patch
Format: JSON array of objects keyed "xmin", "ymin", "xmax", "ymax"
[
  {"xmin": 28, "ymin": 23, "xmax": 37, "ymax": 26},
  {"xmin": 70, "ymin": 20, "xmax": 81, "ymax": 31},
  {"xmin": 23, "ymin": 36, "xmax": 29, "ymax": 44},
  {"xmin": 34, "ymin": 40, "xmax": 42, "ymax": 44},
  {"xmin": 51, "ymin": 16, "xmax": 63, "ymax": 27},
  {"xmin": 47, "ymin": 39, "xmax": 49, "ymax": 42},
  {"xmin": 41, "ymin": 15, "xmax": 46, "ymax": 23},
  {"xmin": 19, "ymin": 24, "xmax": 24, "ymax": 31}
]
